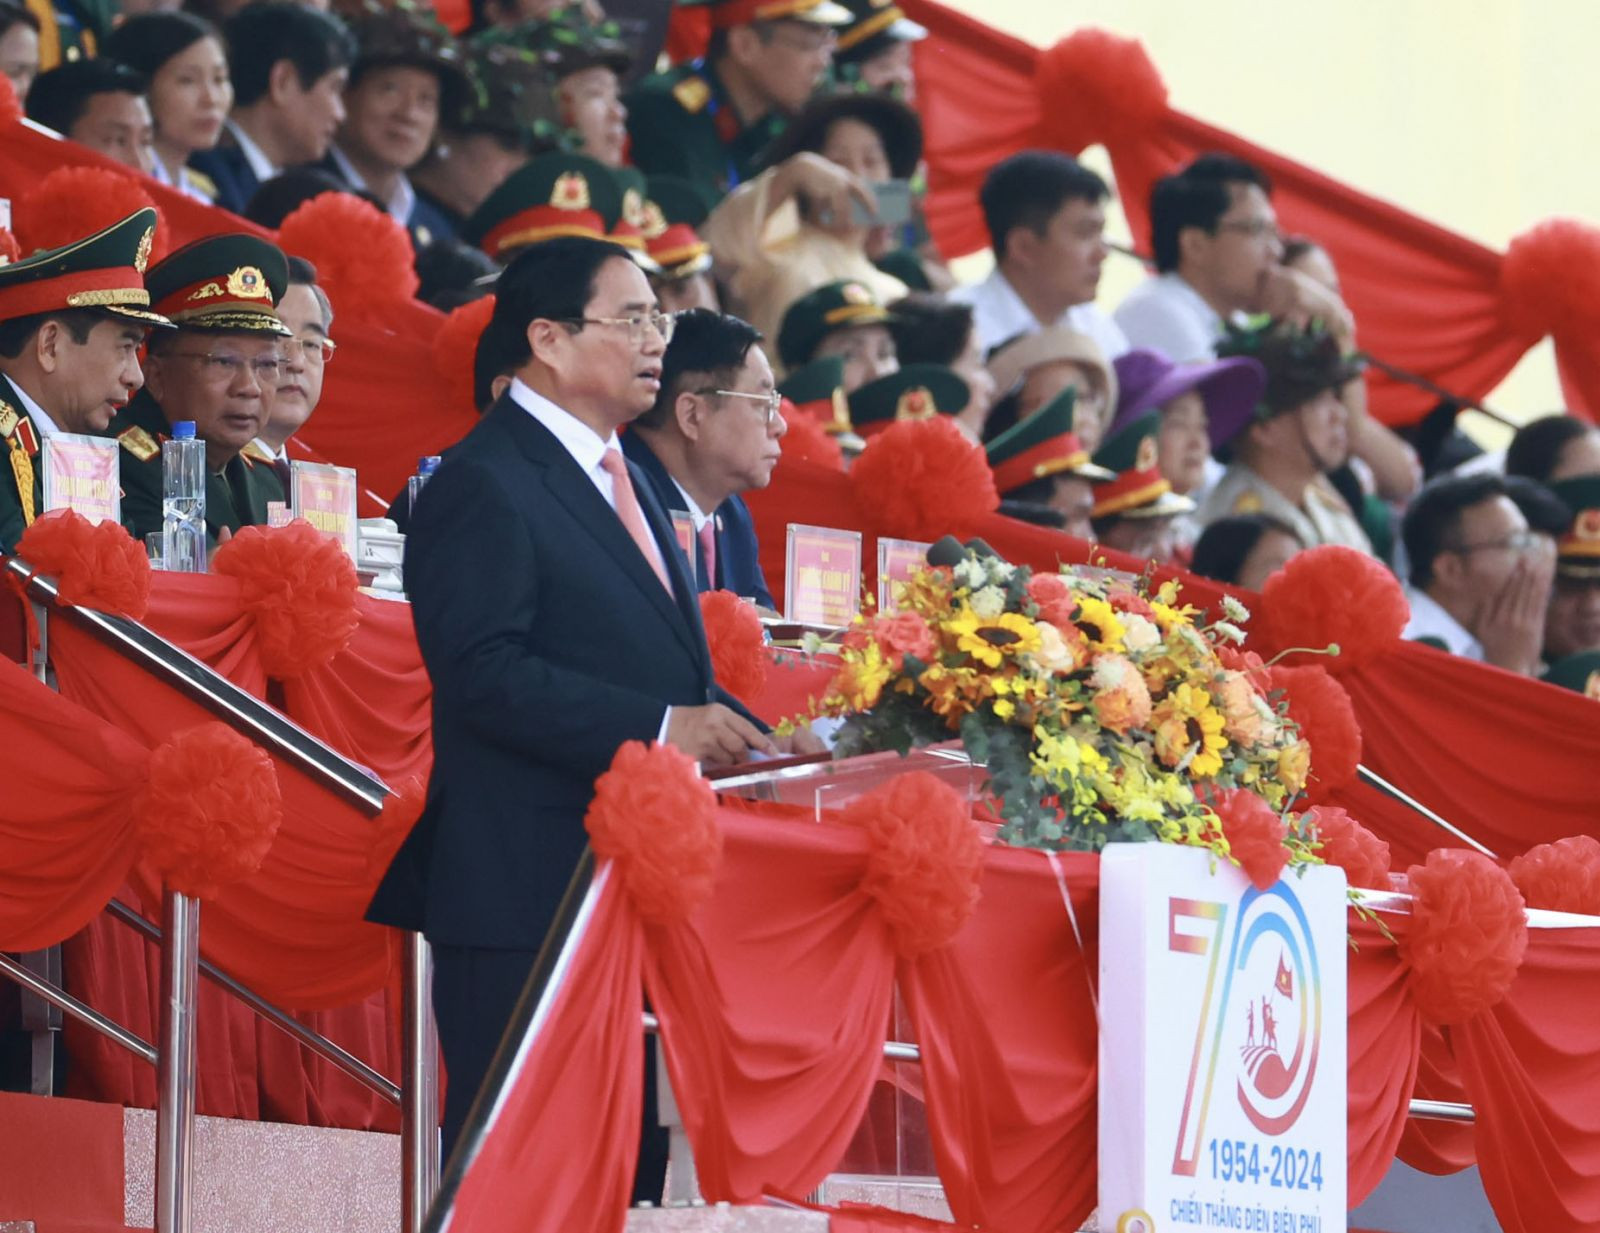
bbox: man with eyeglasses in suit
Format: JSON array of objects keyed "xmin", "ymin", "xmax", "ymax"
[
  {"xmin": 242, "ymin": 255, "xmax": 335, "ymax": 492},
  {"xmin": 622, "ymin": 306, "xmax": 784, "ymax": 610},
  {"xmin": 112, "ymin": 233, "xmax": 293, "ymax": 545}
]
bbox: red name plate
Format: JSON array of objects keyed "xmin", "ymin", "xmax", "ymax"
[
  {"xmin": 42, "ymin": 434, "xmax": 119, "ymax": 525},
  {"xmin": 290, "ymin": 460, "xmax": 359, "ymax": 559},
  {"xmin": 876, "ymin": 536, "xmax": 932, "ymax": 613},
  {"xmin": 784, "ymin": 523, "xmax": 862, "ymax": 627}
]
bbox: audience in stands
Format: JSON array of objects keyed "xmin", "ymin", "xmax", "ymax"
[
  {"xmin": 1543, "ymin": 477, "xmax": 1600, "ymax": 662},
  {"xmin": 983, "ymin": 326, "xmax": 1116, "ymax": 449},
  {"xmin": 0, "ymin": 0, "xmax": 39, "ymax": 98},
  {"xmin": 951, "ymin": 150, "xmax": 1126, "ymax": 358},
  {"xmin": 190, "ymin": 1, "xmax": 354, "ymax": 214},
  {"xmin": 830, "ymin": 0, "xmax": 924, "ymax": 100},
  {"xmin": 103, "ymin": 12, "xmax": 231, "ymax": 201},
  {"xmin": 1088, "ymin": 411, "xmax": 1194, "ymax": 564},
  {"xmin": 1504, "ymin": 413, "xmax": 1600, "ymax": 485},
  {"xmin": 1400, "ymin": 472, "xmax": 1554, "ymax": 675},
  {"xmin": 623, "ymin": 307, "xmax": 783, "ymax": 609},
  {"xmin": 1191, "ymin": 513, "xmax": 1304, "ymax": 592},
  {"xmin": 776, "ymin": 279, "xmax": 899, "ymax": 391},
  {"xmin": 26, "ymin": 57, "xmax": 154, "ymax": 173},
  {"xmin": 888, "ymin": 293, "xmax": 995, "ymax": 442},
  {"xmin": 644, "ymin": 175, "xmax": 722, "ymax": 314}
]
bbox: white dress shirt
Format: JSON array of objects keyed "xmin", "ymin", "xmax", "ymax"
[
  {"xmin": 1114, "ymin": 272, "xmax": 1226, "ymax": 363},
  {"xmin": 1402, "ymin": 586, "xmax": 1484, "ymax": 661},
  {"xmin": 227, "ymin": 118, "xmax": 280, "ymax": 185},
  {"xmin": 948, "ymin": 266, "xmax": 1130, "ymax": 359},
  {"xmin": 8, "ymin": 378, "xmax": 61, "ymax": 440},
  {"xmin": 328, "ymin": 144, "xmax": 416, "ymax": 228}
]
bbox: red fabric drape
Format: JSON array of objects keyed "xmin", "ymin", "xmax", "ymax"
[
  {"xmin": 1345, "ymin": 921, "xmax": 1422, "ymax": 1207},
  {"xmin": 898, "ymin": 0, "xmax": 1586, "ymax": 422}
]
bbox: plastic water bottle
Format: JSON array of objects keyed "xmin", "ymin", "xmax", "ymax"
[
  {"xmin": 407, "ymin": 455, "xmax": 441, "ymax": 516},
  {"xmin": 161, "ymin": 421, "xmax": 207, "ymax": 573}
]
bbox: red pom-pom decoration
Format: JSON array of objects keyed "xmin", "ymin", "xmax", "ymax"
[
  {"xmin": 0, "ymin": 73, "xmax": 20, "ymax": 127},
  {"xmin": 1258, "ymin": 545, "xmax": 1408, "ymax": 676},
  {"xmin": 850, "ymin": 417, "xmax": 998, "ymax": 543},
  {"xmin": 432, "ymin": 295, "xmax": 496, "ymax": 414},
  {"xmin": 1267, "ymin": 664, "xmax": 1361, "ymax": 803},
  {"xmin": 1402, "ymin": 849, "xmax": 1527, "ymax": 1026},
  {"xmin": 14, "ymin": 166, "xmax": 166, "ymax": 261},
  {"xmin": 1501, "ymin": 218, "xmax": 1600, "ymax": 342},
  {"xmin": 585, "ymin": 740, "xmax": 721, "ymax": 925},
  {"xmin": 15, "ymin": 510, "xmax": 150, "ymax": 619},
  {"xmin": 1213, "ymin": 787, "xmax": 1289, "ymax": 891},
  {"xmin": 213, "ymin": 521, "xmax": 360, "ymax": 679},
  {"xmin": 699, "ymin": 590, "xmax": 768, "ymax": 702},
  {"xmin": 134, "ymin": 723, "xmax": 282, "ymax": 899},
  {"xmin": 0, "ymin": 227, "xmax": 19, "ymax": 265},
  {"xmin": 1302, "ymin": 805, "xmax": 1390, "ymax": 890},
  {"xmin": 1034, "ymin": 28, "xmax": 1168, "ymax": 156},
  {"xmin": 840, "ymin": 770, "xmax": 983, "ymax": 956},
  {"xmin": 277, "ymin": 193, "xmax": 418, "ymax": 324},
  {"xmin": 776, "ymin": 406, "xmax": 845, "ymax": 471},
  {"xmin": 1508, "ymin": 835, "xmax": 1600, "ymax": 915}
]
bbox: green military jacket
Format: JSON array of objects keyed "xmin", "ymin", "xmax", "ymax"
[
  {"xmin": 624, "ymin": 62, "xmax": 787, "ymax": 211},
  {"xmin": 110, "ymin": 392, "xmax": 286, "ymax": 546},
  {"xmin": 0, "ymin": 372, "xmax": 45, "ymax": 555}
]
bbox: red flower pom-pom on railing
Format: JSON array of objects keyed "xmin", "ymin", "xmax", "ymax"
[
  {"xmin": 1267, "ymin": 664, "xmax": 1361, "ymax": 804},
  {"xmin": 1302, "ymin": 805, "xmax": 1390, "ymax": 890},
  {"xmin": 839, "ymin": 770, "xmax": 983, "ymax": 957},
  {"xmin": 1508, "ymin": 835, "xmax": 1600, "ymax": 915},
  {"xmin": 134, "ymin": 723, "xmax": 283, "ymax": 899},
  {"xmin": 1258, "ymin": 545, "xmax": 1408, "ymax": 676},
  {"xmin": 278, "ymin": 193, "xmax": 419, "ymax": 325},
  {"xmin": 1212, "ymin": 787, "xmax": 1289, "ymax": 891},
  {"xmin": 213, "ymin": 521, "xmax": 360, "ymax": 679},
  {"xmin": 14, "ymin": 166, "xmax": 166, "ymax": 262},
  {"xmin": 698, "ymin": 590, "xmax": 768, "ymax": 703},
  {"xmin": 850, "ymin": 418, "xmax": 998, "ymax": 543},
  {"xmin": 0, "ymin": 227, "xmax": 19, "ymax": 265},
  {"xmin": 14, "ymin": 510, "xmax": 150, "ymax": 619},
  {"xmin": 432, "ymin": 295, "xmax": 496, "ymax": 415},
  {"xmin": 1501, "ymin": 218, "xmax": 1600, "ymax": 343},
  {"xmin": 585, "ymin": 740, "xmax": 721, "ymax": 926},
  {"xmin": 1402, "ymin": 849, "xmax": 1527, "ymax": 1026},
  {"xmin": 1034, "ymin": 28, "xmax": 1168, "ymax": 156},
  {"xmin": 776, "ymin": 407, "xmax": 844, "ymax": 471}
]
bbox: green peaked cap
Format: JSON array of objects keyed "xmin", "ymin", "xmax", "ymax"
[
  {"xmin": 848, "ymin": 362, "xmax": 968, "ymax": 428},
  {"xmin": 144, "ymin": 233, "xmax": 290, "ymax": 335},
  {"xmin": 1541, "ymin": 650, "xmax": 1600, "ymax": 698},
  {"xmin": 465, "ymin": 152, "xmax": 624, "ymax": 257},
  {"xmin": 0, "ymin": 207, "xmax": 171, "ymax": 326},
  {"xmin": 776, "ymin": 278, "xmax": 896, "ymax": 369},
  {"xmin": 778, "ymin": 355, "xmax": 846, "ymax": 407},
  {"xmin": 985, "ymin": 388, "xmax": 1114, "ymax": 489}
]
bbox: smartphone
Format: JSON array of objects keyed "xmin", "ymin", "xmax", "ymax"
[{"xmin": 849, "ymin": 179, "xmax": 914, "ymax": 229}]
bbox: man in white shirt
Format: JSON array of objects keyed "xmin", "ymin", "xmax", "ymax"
[
  {"xmin": 246, "ymin": 256, "xmax": 333, "ymax": 488},
  {"xmin": 1115, "ymin": 153, "xmax": 1346, "ymax": 363},
  {"xmin": 1399, "ymin": 472, "xmax": 1554, "ymax": 675},
  {"xmin": 949, "ymin": 150, "xmax": 1129, "ymax": 360}
]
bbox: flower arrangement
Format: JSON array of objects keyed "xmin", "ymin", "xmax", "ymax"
[{"xmin": 819, "ymin": 545, "xmax": 1321, "ymax": 870}]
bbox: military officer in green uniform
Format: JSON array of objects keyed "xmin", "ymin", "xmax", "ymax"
[
  {"xmin": 110, "ymin": 233, "xmax": 293, "ymax": 546},
  {"xmin": 0, "ymin": 207, "xmax": 169, "ymax": 553},
  {"xmin": 1089, "ymin": 412, "xmax": 1197, "ymax": 564},
  {"xmin": 846, "ymin": 361, "xmax": 967, "ymax": 439},
  {"xmin": 624, "ymin": 0, "xmax": 852, "ymax": 211},
  {"xmin": 984, "ymin": 389, "xmax": 1114, "ymax": 540}
]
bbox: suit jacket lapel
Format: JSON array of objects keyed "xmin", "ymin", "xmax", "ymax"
[{"xmin": 495, "ymin": 400, "xmax": 706, "ymax": 668}]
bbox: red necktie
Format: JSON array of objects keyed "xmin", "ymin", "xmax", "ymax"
[
  {"xmin": 600, "ymin": 449, "xmax": 672, "ymax": 594},
  {"xmin": 698, "ymin": 520, "xmax": 717, "ymax": 590}
]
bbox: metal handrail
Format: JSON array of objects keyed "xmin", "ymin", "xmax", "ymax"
[{"xmin": 0, "ymin": 950, "xmax": 157, "ymax": 1065}]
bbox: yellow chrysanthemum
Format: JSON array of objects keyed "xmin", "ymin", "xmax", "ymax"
[
  {"xmin": 832, "ymin": 639, "xmax": 892, "ymax": 711},
  {"xmin": 1074, "ymin": 596, "xmax": 1126, "ymax": 652},
  {"xmin": 948, "ymin": 606, "xmax": 1044, "ymax": 669}
]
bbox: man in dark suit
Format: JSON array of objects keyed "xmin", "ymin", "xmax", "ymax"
[
  {"xmin": 367, "ymin": 237, "xmax": 780, "ymax": 1186},
  {"xmin": 622, "ymin": 308, "xmax": 783, "ymax": 610}
]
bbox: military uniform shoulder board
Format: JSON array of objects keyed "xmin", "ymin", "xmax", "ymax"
[
  {"xmin": 242, "ymin": 440, "xmax": 276, "ymax": 464},
  {"xmin": 13, "ymin": 417, "xmax": 38, "ymax": 456},
  {"xmin": 118, "ymin": 425, "xmax": 160, "ymax": 462},
  {"xmin": 1232, "ymin": 489, "xmax": 1265, "ymax": 514},
  {"xmin": 672, "ymin": 74, "xmax": 711, "ymax": 115}
]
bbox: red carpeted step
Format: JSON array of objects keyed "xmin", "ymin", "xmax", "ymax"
[{"xmin": 0, "ymin": 1093, "xmax": 125, "ymax": 1230}]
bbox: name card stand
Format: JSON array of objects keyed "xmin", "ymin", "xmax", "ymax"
[
  {"xmin": 784, "ymin": 523, "xmax": 862, "ymax": 629},
  {"xmin": 41, "ymin": 434, "xmax": 120, "ymax": 525},
  {"xmin": 289, "ymin": 460, "xmax": 359, "ymax": 560},
  {"xmin": 1099, "ymin": 844, "xmax": 1348, "ymax": 1233},
  {"xmin": 876, "ymin": 536, "xmax": 932, "ymax": 613}
]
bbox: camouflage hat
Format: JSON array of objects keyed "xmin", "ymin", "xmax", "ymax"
[
  {"xmin": 643, "ymin": 175, "xmax": 712, "ymax": 280},
  {"xmin": 1549, "ymin": 476, "xmax": 1600, "ymax": 578},
  {"xmin": 1090, "ymin": 410, "xmax": 1195, "ymax": 520},
  {"xmin": 474, "ymin": 6, "xmax": 633, "ymax": 78},
  {"xmin": 1216, "ymin": 320, "xmax": 1364, "ymax": 419},
  {"xmin": 1541, "ymin": 650, "xmax": 1600, "ymax": 700},
  {"xmin": 465, "ymin": 152, "xmax": 623, "ymax": 260},
  {"xmin": 344, "ymin": 0, "xmax": 474, "ymax": 123},
  {"xmin": 985, "ymin": 387, "xmax": 1114, "ymax": 497},
  {"xmin": 144, "ymin": 234, "xmax": 290, "ymax": 336},
  {"xmin": 452, "ymin": 42, "xmax": 566, "ymax": 153},
  {"xmin": 848, "ymin": 362, "xmax": 968, "ymax": 438},
  {"xmin": 776, "ymin": 278, "xmax": 897, "ymax": 370},
  {"xmin": 0, "ymin": 207, "xmax": 170, "ymax": 327}
]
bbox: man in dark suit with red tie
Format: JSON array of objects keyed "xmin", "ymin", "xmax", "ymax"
[
  {"xmin": 622, "ymin": 307, "xmax": 783, "ymax": 611},
  {"xmin": 366, "ymin": 237, "xmax": 778, "ymax": 1186}
]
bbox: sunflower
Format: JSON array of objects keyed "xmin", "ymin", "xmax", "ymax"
[
  {"xmin": 1073, "ymin": 596, "xmax": 1127, "ymax": 652},
  {"xmin": 1151, "ymin": 682, "xmax": 1229, "ymax": 777},
  {"xmin": 947, "ymin": 606, "xmax": 1044, "ymax": 669}
]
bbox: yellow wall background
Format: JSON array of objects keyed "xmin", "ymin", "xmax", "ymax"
[{"xmin": 940, "ymin": 0, "xmax": 1600, "ymax": 433}]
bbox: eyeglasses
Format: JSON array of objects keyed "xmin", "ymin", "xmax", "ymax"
[
  {"xmin": 1448, "ymin": 530, "xmax": 1540, "ymax": 555},
  {"xmin": 701, "ymin": 387, "xmax": 784, "ymax": 427},
  {"xmin": 1215, "ymin": 218, "xmax": 1283, "ymax": 243},
  {"xmin": 766, "ymin": 25, "xmax": 837, "ymax": 54},
  {"xmin": 281, "ymin": 336, "xmax": 337, "ymax": 365},
  {"xmin": 564, "ymin": 312, "xmax": 676, "ymax": 345},
  {"xmin": 168, "ymin": 351, "xmax": 284, "ymax": 382}
]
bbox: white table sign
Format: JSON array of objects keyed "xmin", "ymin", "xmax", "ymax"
[{"xmin": 1099, "ymin": 843, "xmax": 1347, "ymax": 1233}]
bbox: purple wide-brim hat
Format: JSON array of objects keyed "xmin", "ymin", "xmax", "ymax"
[{"xmin": 1108, "ymin": 348, "xmax": 1268, "ymax": 451}]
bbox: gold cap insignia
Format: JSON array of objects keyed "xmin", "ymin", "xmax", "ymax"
[
  {"xmin": 672, "ymin": 75, "xmax": 710, "ymax": 114},
  {"xmin": 1576, "ymin": 510, "xmax": 1600, "ymax": 541},
  {"xmin": 841, "ymin": 282, "xmax": 872, "ymax": 306},
  {"xmin": 640, "ymin": 200, "xmax": 668, "ymax": 240},
  {"xmin": 1135, "ymin": 434, "xmax": 1158, "ymax": 472},
  {"xmin": 134, "ymin": 227, "xmax": 154, "ymax": 274},
  {"xmin": 552, "ymin": 172, "xmax": 591, "ymax": 211},
  {"xmin": 1586, "ymin": 670, "xmax": 1600, "ymax": 701},
  {"xmin": 226, "ymin": 266, "xmax": 270, "ymax": 300},
  {"xmin": 622, "ymin": 187, "xmax": 645, "ymax": 227},
  {"xmin": 896, "ymin": 387, "xmax": 934, "ymax": 421}
]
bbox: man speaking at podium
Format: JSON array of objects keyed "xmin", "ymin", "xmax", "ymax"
[{"xmin": 367, "ymin": 237, "xmax": 776, "ymax": 1183}]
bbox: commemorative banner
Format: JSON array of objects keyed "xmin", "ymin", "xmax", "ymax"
[{"xmin": 1100, "ymin": 844, "xmax": 1348, "ymax": 1233}]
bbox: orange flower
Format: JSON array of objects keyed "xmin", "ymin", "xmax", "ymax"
[
  {"xmin": 1090, "ymin": 654, "xmax": 1152, "ymax": 734},
  {"xmin": 874, "ymin": 610, "xmax": 936, "ymax": 666},
  {"xmin": 1216, "ymin": 670, "xmax": 1263, "ymax": 744}
]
